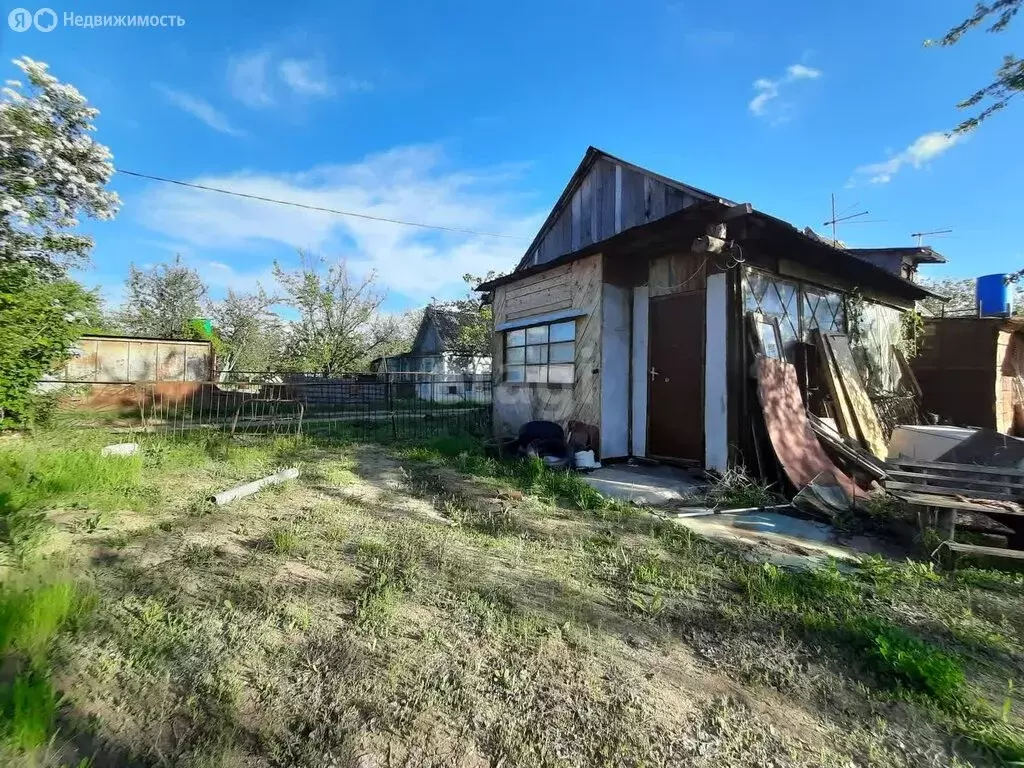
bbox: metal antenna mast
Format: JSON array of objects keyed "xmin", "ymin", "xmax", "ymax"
[
  {"xmin": 822, "ymin": 193, "xmax": 871, "ymax": 246},
  {"xmin": 909, "ymin": 228, "xmax": 953, "ymax": 246}
]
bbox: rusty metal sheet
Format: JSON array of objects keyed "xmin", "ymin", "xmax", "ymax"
[
  {"xmin": 756, "ymin": 356, "xmax": 864, "ymax": 500},
  {"xmin": 128, "ymin": 339, "xmax": 159, "ymax": 381},
  {"xmin": 96, "ymin": 339, "xmax": 129, "ymax": 382}
]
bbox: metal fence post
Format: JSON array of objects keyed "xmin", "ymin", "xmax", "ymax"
[{"xmin": 387, "ymin": 371, "xmax": 398, "ymax": 441}]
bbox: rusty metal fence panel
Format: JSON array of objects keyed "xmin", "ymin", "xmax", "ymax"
[{"xmin": 56, "ymin": 372, "xmax": 492, "ymax": 442}]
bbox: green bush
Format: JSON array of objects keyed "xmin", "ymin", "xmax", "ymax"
[{"xmin": 0, "ymin": 262, "xmax": 98, "ymax": 426}]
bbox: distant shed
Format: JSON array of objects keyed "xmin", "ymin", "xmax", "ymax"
[
  {"xmin": 913, "ymin": 317, "xmax": 1024, "ymax": 435},
  {"xmin": 59, "ymin": 335, "xmax": 214, "ymax": 383}
]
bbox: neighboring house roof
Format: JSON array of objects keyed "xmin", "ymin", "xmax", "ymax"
[
  {"xmin": 847, "ymin": 246, "xmax": 947, "ymax": 265},
  {"xmin": 423, "ymin": 305, "xmax": 480, "ymax": 350},
  {"xmin": 376, "ymin": 306, "xmax": 485, "ymax": 361}
]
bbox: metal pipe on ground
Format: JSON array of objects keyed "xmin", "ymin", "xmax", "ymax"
[
  {"xmin": 671, "ymin": 503, "xmax": 794, "ymax": 518},
  {"xmin": 209, "ymin": 467, "xmax": 300, "ymax": 505}
]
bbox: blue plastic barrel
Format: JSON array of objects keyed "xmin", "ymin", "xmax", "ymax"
[{"xmin": 975, "ymin": 274, "xmax": 1012, "ymax": 317}]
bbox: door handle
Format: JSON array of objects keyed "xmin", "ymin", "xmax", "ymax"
[{"xmin": 649, "ymin": 366, "xmax": 658, "ymax": 381}]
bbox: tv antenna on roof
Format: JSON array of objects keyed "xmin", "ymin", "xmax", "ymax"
[
  {"xmin": 909, "ymin": 228, "xmax": 953, "ymax": 246},
  {"xmin": 822, "ymin": 194, "xmax": 885, "ymax": 246}
]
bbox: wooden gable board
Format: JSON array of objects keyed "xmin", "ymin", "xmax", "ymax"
[{"xmin": 518, "ymin": 148, "xmax": 723, "ymax": 270}]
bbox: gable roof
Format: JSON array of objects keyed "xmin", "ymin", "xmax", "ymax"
[
  {"xmin": 478, "ymin": 201, "xmax": 943, "ymax": 303},
  {"xmin": 428, "ymin": 305, "xmax": 478, "ymax": 348},
  {"xmin": 483, "ymin": 146, "xmax": 947, "ymax": 304},
  {"xmin": 515, "ymin": 146, "xmax": 731, "ymax": 271},
  {"xmin": 410, "ymin": 305, "xmax": 482, "ymax": 353}
]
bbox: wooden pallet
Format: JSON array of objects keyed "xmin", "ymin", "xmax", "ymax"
[{"xmin": 884, "ymin": 457, "xmax": 1024, "ymax": 562}]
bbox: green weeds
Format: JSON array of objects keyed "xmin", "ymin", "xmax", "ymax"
[
  {"xmin": 403, "ymin": 440, "xmax": 609, "ymax": 511},
  {"xmin": 0, "ymin": 575, "xmax": 85, "ymax": 753},
  {"xmin": 700, "ymin": 467, "xmax": 782, "ymax": 510},
  {"xmin": 860, "ymin": 618, "xmax": 965, "ymax": 702},
  {"xmin": 354, "ymin": 533, "xmax": 424, "ymax": 632},
  {"xmin": 736, "ymin": 561, "xmax": 860, "ymax": 616},
  {"xmin": 267, "ymin": 524, "xmax": 303, "ymax": 556}
]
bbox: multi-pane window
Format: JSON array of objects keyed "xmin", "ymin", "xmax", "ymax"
[
  {"xmin": 743, "ymin": 270, "xmax": 846, "ymax": 359},
  {"xmin": 504, "ymin": 320, "xmax": 575, "ymax": 384}
]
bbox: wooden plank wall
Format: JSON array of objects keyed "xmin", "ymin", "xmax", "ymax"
[
  {"xmin": 503, "ymin": 263, "xmax": 573, "ymax": 321},
  {"xmin": 570, "ymin": 255, "xmax": 602, "ymax": 430},
  {"xmin": 527, "ymin": 159, "xmax": 698, "ymax": 266},
  {"xmin": 490, "ymin": 254, "xmax": 603, "ymax": 439},
  {"xmin": 913, "ymin": 319, "xmax": 1000, "ymax": 430},
  {"xmin": 491, "ymin": 285, "xmax": 507, "ymax": 385},
  {"xmin": 997, "ymin": 330, "xmax": 1016, "ymax": 434},
  {"xmin": 649, "ymin": 252, "xmax": 707, "ymax": 298}
]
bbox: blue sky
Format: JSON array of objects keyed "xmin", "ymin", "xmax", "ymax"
[{"xmin": 3, "ymin": 0, "xmax": 1022, "ymax": 312}]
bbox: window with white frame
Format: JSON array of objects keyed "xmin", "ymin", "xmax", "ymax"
[{"xmin": 504, "ymin": 320, "xmax": 575, "ymax": 384}]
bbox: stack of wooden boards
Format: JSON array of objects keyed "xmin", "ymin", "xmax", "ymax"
[
  {"xmin": 813, "ymin": 330, "xmax": 889, "ymax": 479},
  {"xmin": 815, "ymin": 331, "xmax": 887, "ymax": 457}
]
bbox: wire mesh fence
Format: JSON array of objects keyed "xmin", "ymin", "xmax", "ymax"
[{"xmin": 54, "ymin": 372, "xmax": 492, "ymax": 442}]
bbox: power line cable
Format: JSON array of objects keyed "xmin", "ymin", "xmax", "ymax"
[{"xmin": 114, "ymin": 168, "xmax": 529, "ymax": 241}]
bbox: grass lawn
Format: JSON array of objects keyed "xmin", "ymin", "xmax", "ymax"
[{"xmin": 2, "ymin": 429, "xmax": 1024, "ymax": 767}]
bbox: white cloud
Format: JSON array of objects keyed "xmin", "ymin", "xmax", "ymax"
[
  {"xmin": 155, "ymin": 85, "xmax": 244, "ymax": 136},
  {"xmin": 279, "ymin": 59, "xmax": 333, "ymax": 97},
  {"xmin": 227, "ymin": 51, "xmax": 274, "ymax": 108},
  {"xmin": 749, "ymin": 63, "xmax": 821, "ymax": 120},
  {"xmin": 228, "ymin": 50, "xmax": 369, "ymax": 107},
  {"xmin": 850, "ymin": 131, "xmax": 960, "ymax": 185},
  {"xmin": 786, "ymin": 64, "xmax": 821, "ymax": 80},
  {"xmin": 134, "ymin": 145, "xmax": 543, "ymax": 302}
]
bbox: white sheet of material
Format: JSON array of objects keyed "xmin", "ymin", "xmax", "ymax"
[
  {"xmin": 600, "ymin": 283, "xmax": 630, "ymax": 459},
  {"xmin": 704, "ymin": 272, "xmax": 728, "ymax": 472},
  {"xmin": 630, "ymin": 285, "xmax": 649, "ymax": 457}
]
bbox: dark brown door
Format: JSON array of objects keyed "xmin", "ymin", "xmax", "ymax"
[{"xmin": 647, "ymin": 292, "xmax": 704, "ymax": 462}]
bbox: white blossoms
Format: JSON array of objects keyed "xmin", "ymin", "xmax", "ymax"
[{"xmin": 1, "ymin": 56, "xmax": 120, "ymax": 261}]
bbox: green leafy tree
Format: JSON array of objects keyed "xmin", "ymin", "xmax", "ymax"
[
  {"xmin": 274, "ymin": 251, "xmax": 396, "ymax": 375},
  {"xmin": 115, "ymin": 256, "xmax": 208, "ymax": 338},
  {"xmin": 210, "ymin": 288, "xmax": 285, "ymax": 375},
  {"xmin": 0, "ymin": 263, "xmax": 97, "ymax": 423},
  {"xmin": 0, "ymin": 57, "xmax": 118, "ymax": 422},
  {"xmin": 430, "ymin": 272, "xmax": 501, "ymax": 355},
  {"xmin": 929, "ymin": 1, "xmax": 1023, "ymax": 131},
  {"xmin": 369, "ymin": 308, "xmax": 423, "ymax": 362}
]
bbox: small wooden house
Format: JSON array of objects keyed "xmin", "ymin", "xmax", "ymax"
[
  {"xmin": 372, "ymin": 306, "xmax": 491, "ymax": 402},
  {"xmin": 477, "ymin": 147, "xmax": 938, "ymax": 471}
]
